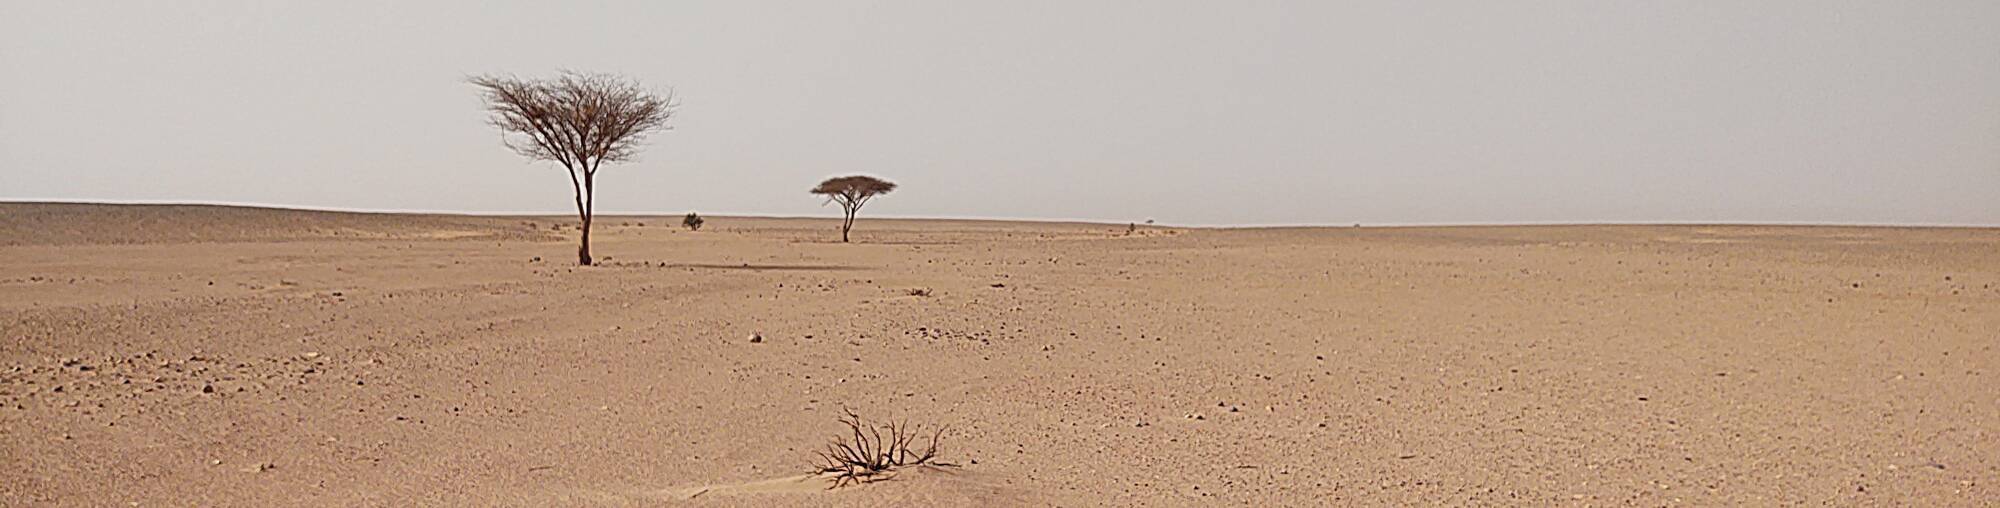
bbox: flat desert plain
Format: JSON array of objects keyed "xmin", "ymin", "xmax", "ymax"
[{"xmin": 2, "ymin": 203, "xmax": 1995, "ymax": 506}]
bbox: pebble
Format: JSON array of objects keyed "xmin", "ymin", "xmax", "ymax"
[{"xmin": 748, "ymin": 333, "xmax": 763, "ymax": 344}]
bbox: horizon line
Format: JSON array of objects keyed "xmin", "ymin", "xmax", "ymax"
[{"xmin": 3, "ymin": 198, "xmax": 1995, "ymax": 230}]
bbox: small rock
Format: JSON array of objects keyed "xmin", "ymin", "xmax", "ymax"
[
  {"xmin": 241, "ymin": 462, "xmax": 274, "ymax": 473},
  {"xmin": 748, "ymin": 333, "xmax": 763, "ymax": 344}
]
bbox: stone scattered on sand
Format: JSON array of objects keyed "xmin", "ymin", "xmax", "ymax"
[{"xmin": 748, "ymin": 333, "xmax": 763, "ymax": 343}]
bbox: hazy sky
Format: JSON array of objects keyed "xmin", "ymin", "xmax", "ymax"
[{"xmin": 4, "ymin": 1, "xmax": 1997, "ymax": 225}]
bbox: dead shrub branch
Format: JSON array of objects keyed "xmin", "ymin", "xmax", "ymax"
[{"xmin": 812, "ymin": 408, "xmax": 952, "ymax": 488}]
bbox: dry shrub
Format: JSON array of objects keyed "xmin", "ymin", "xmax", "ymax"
[{"xmin": 812, "ymin": 408, "xmax": 951, "ymax": 488}]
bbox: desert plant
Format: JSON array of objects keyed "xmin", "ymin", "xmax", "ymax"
[
  {"xmin": 811, "ymin": 408, "xmax": 949, "ymax": 488},
  {"xmin": 470, "ymin": 72, "xmax": 676, "ymax": 265},
  {"xmin": 682, "ymin": 212, "xmax": 704, "ymax": 231},
  {"xmin": 810, "ymin": 175, "xmax": 896, "ymax": 242}
]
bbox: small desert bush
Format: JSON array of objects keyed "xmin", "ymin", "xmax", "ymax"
[
  {"xmin": 811, "ymin": 409, "xmax": 950, "ymax": 488},
  {"xmin": 682, "ymin": 212, "xmax": 704, "ymax": 231}
]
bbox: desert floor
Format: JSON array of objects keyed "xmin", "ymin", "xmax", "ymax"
[{"xmin": 2, "ymin": 203, "xmax": 1995, "ymax": 506}]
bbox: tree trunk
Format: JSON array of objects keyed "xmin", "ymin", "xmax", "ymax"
[
  {"xmin": 576, "ymin": 168, "xmax": 596, "ymax": 265},
  {"xmin": 841, "ymin": 210, "xmax": 853, "ymax": 242},
  {"xmin": 574, "ymin": 186, "xmax": 593, "ymax": 266},
  {"xmin": 578, "ymin": 215, "xmax": 593, "ymax": 265}
]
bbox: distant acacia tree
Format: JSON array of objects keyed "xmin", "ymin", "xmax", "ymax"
[
  {"xmin": 682, "ymin": 212, "xmax": 704, "ymax": 231},
  {"xmin": 469, "ymin": 72, "xmax": 676, "ymax": 265},
  {"xmin": 811, "ymin": 175, "xmax": 897, "ymax": 242}
]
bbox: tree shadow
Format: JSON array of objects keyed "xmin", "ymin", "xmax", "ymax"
[
  {"xmin": 787, "ymin": 239, "xmax": 962, "ymax": 246},
  {"xmin": 662, "ymin": 263, "xmax": 866, "ymax": 272}
]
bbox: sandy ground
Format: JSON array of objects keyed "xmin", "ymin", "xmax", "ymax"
[{"xmin": 1, "ymin": 203, "xmax": 1995, "ymax": 506}]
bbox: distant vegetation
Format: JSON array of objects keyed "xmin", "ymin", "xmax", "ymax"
[
  {"xmin": 469, "ymin": 71, "xmax": 676, "ymax": 265},
  {"xmin": 469, "ymin": 72, "xmax": 916, "ymax": 253},
  {"xmin": 811, "ymin": 175, "xmax": 897, "ymax": 243}
]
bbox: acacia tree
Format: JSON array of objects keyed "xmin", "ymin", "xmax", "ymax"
[
  {"xmin": 811, "ymin": 175, "xmax": 897, "ymax": 243},
  {"xmin": 470, "ymin": 72, "xmax": 675, "ymax": 265}
]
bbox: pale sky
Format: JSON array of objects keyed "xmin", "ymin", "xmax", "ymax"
[{"xmin": 3, "ymin": 1, "xmax": 1997, "ymax": 226}]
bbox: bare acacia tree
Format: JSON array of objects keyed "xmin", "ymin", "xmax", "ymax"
[
  {"xmin": 811, "ymin": 175, "xmax": 897, "ymax": 242},
  {"xmin": 470, "ymin": 72, "xmax": 675, "ymax": 265}
]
